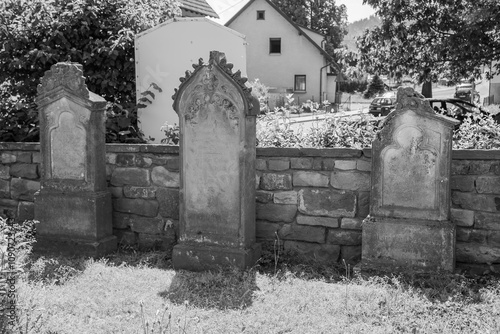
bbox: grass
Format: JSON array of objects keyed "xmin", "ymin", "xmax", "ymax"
[{"xmin": 7, "ymin": 247, "xmax": 500, "ymax": 334}]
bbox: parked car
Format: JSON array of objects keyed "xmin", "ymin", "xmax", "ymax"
[
  {"xmin": 454, "ymin": 81, "xmax": 480, "ymax": 103},
  {"xmin": 369, "ymin": 95, "xmax": 396, "ymax": 117},
  {"xmin": 425, "ymin": 98, "xmax": 498, "ymax": 124}
]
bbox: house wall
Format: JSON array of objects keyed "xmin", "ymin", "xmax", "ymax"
[
  {"xmin": 226, "ymin": 0, "xmax": 329, "ymax": 103},
  {"xmin": 135, "ymin": 18, "xmax": 247, "ymax": 143},
  {"xmin": 2, "ymin": 143, "xmax": 499, "ymax": 272}
]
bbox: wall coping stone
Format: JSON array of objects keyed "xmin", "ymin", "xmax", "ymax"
[
  {"xmin": 257, "ymin": 147, "xmax": 364, "ymax": 158},
  {"xmin": 0, "ymin": 143, "xmax": 40, "ymax": 151},
  {"xmin": 1, "ymin": 143, "xmax": 500, "ymax": 160}
]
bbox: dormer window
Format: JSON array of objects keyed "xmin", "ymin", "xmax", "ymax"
[{"xmin": 257, "ymin": 10, "xmax": 265, "ymax": 20}]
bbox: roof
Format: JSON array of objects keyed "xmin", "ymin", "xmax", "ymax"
[
  {"xmin": 178, "ymin": 0, "xmax": 219, "ymax": 18},
  {"xmin": 225, "ymin": 0, "xmax": 338, "ymax": 66}
]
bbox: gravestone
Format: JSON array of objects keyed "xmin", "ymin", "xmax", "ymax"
[
  {"xmin": 360, "ymin": 87, "xmax": 459, "ymax": 272},
  {"xmin": 171, "ymin": 51, "xmax": 261, "ymax": 271},
  {"xmin": 34, "ymin": 62, "xmax": 116, "ymax": 256}
]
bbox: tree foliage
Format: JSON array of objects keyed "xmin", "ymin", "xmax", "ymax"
[
  {"xmin": 272, "ymin": 0, "xmax": 348, "ymax": 60},
  {"xmin": 357, "ymin": 0, "xmax": 500, "ymax": 83},
  {"xmin": 0, "ymin": 0, "xmax": 181, "ymax": 142}
]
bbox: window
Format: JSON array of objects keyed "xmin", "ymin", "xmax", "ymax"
[
  {"xmin": 294, "ymin": 75, "xmax": 306, "ymax": 92},
  {"xmin": 269, "ymin": 38, "xmax": 281, "ymax": 54},
  {"xmin": 257, "ymin": 10, "xmax": 265, "ymax": 20}
]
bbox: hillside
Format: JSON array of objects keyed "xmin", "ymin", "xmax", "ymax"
[{"xmin": 343, "ymin": 15, "xmax": 381, "ymax": 52}]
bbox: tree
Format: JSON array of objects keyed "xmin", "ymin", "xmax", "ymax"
[
  {"xmin": 357, "ymin": 0, "xmax": 500, "ymax": 97},
  {"xmin": 272, "ymin": 0, "xmax": 348, "ymax": 60},
  {"xmin": 363, "ymin": 74, "xmax": 385, "ymax": 99},
  {"xmin": 0, "ymin": 0, "xmax": 180, "ymax": 142}
]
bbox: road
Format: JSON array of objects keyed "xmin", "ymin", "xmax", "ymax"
[{"xmin": 288, "ymin": 80, "xmax": 491, "ymax": 132}]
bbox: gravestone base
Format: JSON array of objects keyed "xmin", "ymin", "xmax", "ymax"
[
  {"xmin": 34, "ymin": 235, "xmax": 117, "ymax": 257},
  {"xmin": 172, "ymin": 242, "xmax": 261, "ymax": 271},
  {"xmin": 358, "ymin": 217, "xmax": 455, "ymax": 273},
  {"xmin": 34, "ymin": 191, "xmax": 116, "ymax": 257}
]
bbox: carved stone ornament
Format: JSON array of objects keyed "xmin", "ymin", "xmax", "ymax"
[
  {"xmin": 172, "ymin": 51, "xmax": 255, "ymax": 113},
  {"xmin": 394, "ymin": 86, "xmax": 433, "ymax": 113},
  {"xmin": 37, "ymin": 62, "xmax": 90, "ymax": 99}
]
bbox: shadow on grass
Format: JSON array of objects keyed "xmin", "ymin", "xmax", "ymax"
[{"xmin": 159, "ymin": 267, "xmax": 259, "ymax": 310}]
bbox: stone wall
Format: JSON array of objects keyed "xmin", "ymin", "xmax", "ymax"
[{"xmin": 1, "ymin": 143, "xmax": 500, "ymax": 270}]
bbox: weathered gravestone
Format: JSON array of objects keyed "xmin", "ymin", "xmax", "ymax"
[
  {"xmin": 171, "ymin": 51, "xmax": 261, "ymax": 271},
  {"xmin": 360, "ymin": 87, "xmax": 459, "ymax": 272},
  {"xmin": 34, "ymin": 62, "xmax": 116, "ymax": 256}
]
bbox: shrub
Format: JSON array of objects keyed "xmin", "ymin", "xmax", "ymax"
[
  {"xmin": 0, "ymin": 0, "xmax": 181, "ymax": 143},
  {"xmin": 249, "ymin": 79, "xmax": 270, "ymax": 114},
  {"xmin": 338, "ymin": 79, "xmax": 369, "ymax": 94},
  {"xmin": 453, "ymin": 113, "xmax": 500, "ymax": 149}
]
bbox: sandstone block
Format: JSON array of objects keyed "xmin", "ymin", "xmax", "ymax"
[
  {"xmin": 469, "ymin": 161, "xmax": 492, "ymax": 175},
  {"xmin": 268, "ymin": 159, "xmax": 290, "ymax": 171},
  {"xmin": 111, "ymin": 168, "xmax": 150, "ymax": 187},
  {"xmin": 256, "ymin": 220, "xmax": 282, "ymax": 240},
  {"xmin": 256, "ymin": 174, "xmax": 260, "ymax": 190},
  {"xmin": 273, "ymin": 191, "xmax": 298, "ymax": 205},
  {"xmin": 452, "ymin": 192, "xmax": 500, "ymax": 212},
  {"xmin": 123, "ymin": 186, "xmax": 156, "ymax": 199},
  {"xmin": 165, "ymin": 157, "xmax": 180, "ymax": 171},
  {"xmin": 151, "ymin": 166, "xmax": 179, "ymax": 188},
  {"xmin": 475, "ymin": 211, "xmax": 500, "ymax": 230},
  {"xmin": 330, "ymin": 170, "xmax": 370, "ymax": 191},
  {"xmin": 0, "ymin": 179, "xmax": 9, "ymax": 198},
  {"xmin": 1, "ymin": 153, "xmax": 16, "ymax": 164},
  {"xmin": 9, "ymin": 163, "xmax": 38, "ymax": 179},
  {"xmin": 451, "ymin": 208, "xmax": 474, "ymax": 227},
  {"xmin": 456, "ymin": 227, "xmax": 471, "ymax": 242},
  {"xmin": 456, "ymin": 243, "xmax": 500, "ymax": 264},
  {"xmin": 14, "ymin": 152, "xmax": 31, "ymax": 163},
  {"xmin": 312, "ymin": 158, "xmax": 322, "ymax": 170},
  {"xmin": 106, "ymin": 153, "xmax": 117, "ymax": 164},
  {"xmin": 327, "ymin": 229, "xmax": 362, "ymax": 245},
  {"xmin": 290, "ymin": 158, "xmax": 313, "ymax": 170},
  {"xmin": 296, "ymin": 215, "xmax": 339, "ymax": 228},
  {"xmin": 469, "ymin": 229, "xmax": 488, "ymax": 244},
  {"xmin": 293, "ymin": 171, "xmax": 329, "ymax": 187},
  {"xmin": 256, "ymin": 190, "xmax": 273, "ymax": 203},
  {"xmin": 156, "ymin": 187, "xmax": 179, "ymax": 219},
  {"xmin": 113, "ymin": 198, "xmax": 158, "ymax": 217},
  {"xmin": 256, "ymin": 203, "xmax": 297, "ymax": 222},
  {"xmin": 356, "ymin": 159, "xmax": 372, "ymax": 172},
  {"xmin": 129, "ymin": 216, "xmax": 166, "ymax": 234},
  {"xmin": 450, "ymin": 175, "xmax": 475, "ymax": 192},
  {"xmin": 451, "ymin": 161, "xmax": 470, "ymax": 175},
  {"xmin": 488, "ymin": 231, "xmax": 500, "ymax": 247},
  {"xmin": 255, "ymin": 159, "xmax": 267, "ymax": 170},
  {"xmin": 322, "ymin": 158, "xmax": 335, "ymax": 170},
  {"xmin": 340, "ymin": 218, "xmax": 363, "ymax": 230},
  {"xmin": 335, "ymin": 160, "xmax": 356, "ymax": 170},
  {"xmin": 10, "ymin": 179, "xmax": 40, "ymax": 201},
  {"xmin": 476, "ymin": 176, "xmax": 500, "ymax": 194},
  {"xmin": 116, "ymin": 154, "xmax": 151, "ymax": 167},
  {"xmin": 298, "ymin": 188, "xmax": 356, "ymax": 217},
  {"xmin": 32, "ymin": 152, "xmax": 42, "ymax": 164},
  {"xmin": 106, "ymin": 165, "xmax": 115, "ymax": 181},
  {"xmin": 260, "ymin": 173, "xmax": 292, "ymax": 190},
  {"xmin": 284, "ymin": 240, "xmax": 340, "ymax": 263},
  {"xmin": 0, "ymin": 165, "xmax": 10, "ymax": 179},
  {"xmin": 279, "ymin": 224, "xmax": 325, "ymax": 243}
]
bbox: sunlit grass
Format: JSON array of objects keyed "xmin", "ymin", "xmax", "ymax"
[{"xmin": 10, "ymin": 248, "xmax": 500, "ymax": 334}]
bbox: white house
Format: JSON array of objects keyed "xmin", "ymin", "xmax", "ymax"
[{"xmin": 225, "ymin": 0, "xmax": 341, "ymax": 105}]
